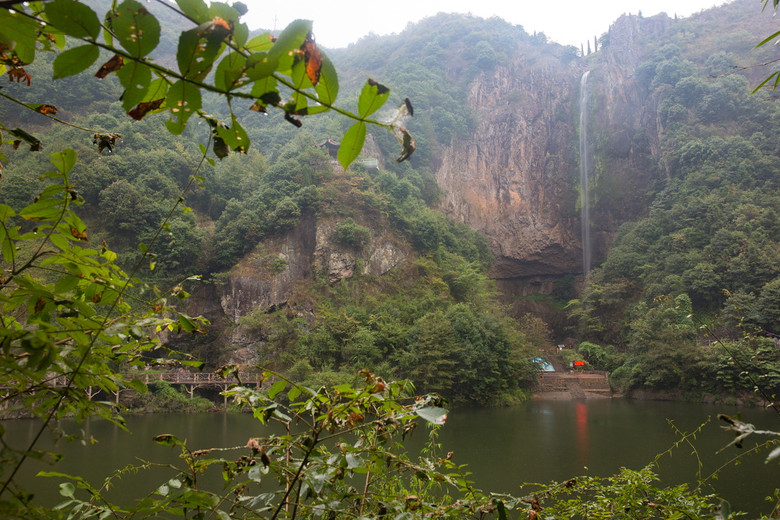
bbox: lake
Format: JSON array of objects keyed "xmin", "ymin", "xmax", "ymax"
[{"xmin": 2, "ymin": 398, "xmax": 777, "ymax": 516}]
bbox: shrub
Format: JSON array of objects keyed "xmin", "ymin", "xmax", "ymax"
[{"xmin": 332, "ymin": 217, "xmax": 371, "ymax": 249}]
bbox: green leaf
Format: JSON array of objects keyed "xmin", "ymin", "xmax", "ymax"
[
  {"xmin": 287, "ymin": 386, "xmax": 301, "ymax": 402},
  {"xmin": 0, "ymin": 10, "xmax": 39, "ymax": 63},
  {"xmin": 152, "ymin": 434, "xmax": 183, "ymax": 447},
  {"xmin": 117, "ymin": 60, "xmax": 152, "ymax": 111},
  {"xmin": 103, "ymin": 10, "xmax": 115, "ymax": 47},
  {"xmin": 44, "ymin": 0, "xmax": 101, "ymax": 39},
  {"xmin": 233, "ymin": 21, "xmax": 249, "ymax": 48},
  {"xmin": 2, "ymin": 234, "xmax": 14, "ymax": 264},
  {"xmin": 175, "ymin": 0, "xmax": 210, "ymax": 23},
  {"xmin": 214, "ymin": 52, "xmax": 247, "ymax": 92},
  {"xmin": 0, "ymin": 204, "xmax": 16, "ymax": 220},
  {"xmin": 358, "ymin": 79, "xmax": 390, "ymax": 118},
  {"xmin": 215, "ymin": 118, "xmax": 248, "ymax": 153},
  {"xmin": 345, "ymin": 453, "xmax": 361, "ymax": 469},
  {"xmin": 113, "ymin": 0, "xmax": 161, "ymax": 57},
  {"xmin": 165, "ymin": 80, "xmax": 202, "ymax": 135},
  {"xmin": 52, "ymin": 45, "xmax": 99, "ymax": 79},
  {"xmin": 58, "ymin": 482, "xmax": 75, "ymax": 498},
  {"xmin": 141, "ymin": 77, "xmax": 169, "ymax": 103},
  {"xmin": 207, "ymin": 2, "xmax": 241, "ymax": 25},
  {"xmin": 178, "ymin": 359, "xmax": 205, "ymax": 369},
  {"xmin": 248, "ymin": 67, "xmax": 278, "ymax": 96},
  {"xmin": 291, "ymin": 58, "xmax": 314, "ymax": 92},
  {"xmin": 246, "ymin": 32, "xmax": 275, "ymax": 52},
  {"xmin": 19, "ymin": 198, "xmax": 62, "ymax": 221},
  {"xmin": 49, "ymin": 149, "xmax": 77, "ymax": 175},
  {"xmin": 315, "ymin": 50, "xmax": 339, "ymax": 106},
  {"xmin": 177, "ymin": 27, "xmax": 223, "ymax": 81},
  {"xmin": 268, "ymin": 380, "xmax": 287, "ymax": 399},
  {"xmin": 268, "ymin": 19, "xmax": 311, "ymax": 76},
  {"xmin": 54, "ymin": 275, "xmax": 80, "ymax": 294},
  {"xmin": 496, "ymin": 500, "xmax": 508, "ymax": 520},
  {"xmin": 755, "ymin": 30, "xmax": 780, "ymax": 49},
  {"xmin": 337, "ymin": 122, "xmax": 365, "ymax": 169},
  {"xmin": 416, "ymin": 406, "xmax": 448, "ymax": 425}
]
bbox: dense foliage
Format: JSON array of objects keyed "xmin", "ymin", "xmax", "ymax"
[
  {"xmin": 569, "ymin": 32, "xmax": 780, "ymax": 397},
  {"xmin": 1, "ymin": 0, "xmax": 779, "ymax": 518}
]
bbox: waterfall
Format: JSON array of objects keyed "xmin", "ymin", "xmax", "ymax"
[{"xmin": 579, "ymin": 70, "xmax": 591, "ymax": 277}]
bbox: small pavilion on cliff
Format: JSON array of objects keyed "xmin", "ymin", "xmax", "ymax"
[{"xmin": 315, "ymin": 138, "xmax": 340, "ymax": 159}]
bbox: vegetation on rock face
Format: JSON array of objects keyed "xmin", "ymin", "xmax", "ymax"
[{"xmin": 566, "ymin": 1, "xmax": 780, "ymax": 400}]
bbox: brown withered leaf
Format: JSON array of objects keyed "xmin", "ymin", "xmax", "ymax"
[
  {"xmin": 300, "ymin": 32, "xmax": 322, "ymax": 85},
  {"xmin": 284, "ymin": 112, "xmax": 302, "ymax": 128},
  {"xmin": 404, "ymin": 97, "xmax": 414, "ymax": 116},
  {"xmin": 10, "ymin": 127, "xmax": 42, "ymax": 151},
  {"xmin": 249, "ymin": 101, "xmax": 267, "ymax": 113},
  {"xmin": 212, "ymin": 136, "xmax": 229, "ymax": 159},
  {"xmin": 198, "ymin": 17, "xmax": 232, "ymax": 39},
  {"xmin": 128, "ymin": 98, "xmax": 164, "ymax": 120},
  {"xmin": 34, "ymin": 104, "xmax": 58, "ymax": 115},
  {"xmin": 212, "ymin": 17, "xmax": 231, "ymax": 32},
  {"xmin": 368, "ymin": 78, "xmax": 390, "ymax": 95},
  {"xmin": 70, "ymin": 226, "xmax": 88, "ymax": 241},
  {"xmin": 93, "ymin": 133, "xmax": 121, "ymax": 154},
  {"xmin": 95, "ymin": 54, "xmax": 124, "ymax": 78},
  {"xmin": 7, "ymin": 67, "xmax": 31, "ymax": 86},
  {"xmin": 396, "ymin": 128, "xmax": 416, "ymax": 162}
]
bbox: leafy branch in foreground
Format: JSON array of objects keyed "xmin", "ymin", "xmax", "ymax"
[
  {"xmin": 42, "ymin": 369, "xmax": 520, "ymax": 520},
  {"xmin": 0, "ymin": 147, "xmax": 209, "ymax": 509},
  {"xmin": 752, "ymin": 0, "xmax": 780, "ymax": 93},
  {"xmin": 0, "ymin": 0, "xmax": 415, "ymax": 168}
]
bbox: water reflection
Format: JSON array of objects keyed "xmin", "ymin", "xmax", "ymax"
[{"xmin": 574, "ymin": 401, "xmax": 589, "ymax": 468}]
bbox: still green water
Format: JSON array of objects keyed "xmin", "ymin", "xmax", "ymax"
[{"xmin": 3, "ymin": 399, "xmax": 778, "ymax": 516}]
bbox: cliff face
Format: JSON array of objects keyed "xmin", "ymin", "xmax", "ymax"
[
  {"xmin": 434, "ymin": 14, "xmax": 673, "ymax": 285},
  {"xmin": 191, "ymin": 211, "xmax": 410, "ymax": 363},
  {"xmin": 436, "ymin": 53, "xmax": 584, "ymax": 279}
]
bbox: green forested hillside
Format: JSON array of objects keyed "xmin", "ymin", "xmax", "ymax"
[
  {"xmin": 0, "ymin": 5, "xmax": 546, "ymax": 405},
  {"xmin": 2, "ymin": 0, "xmax": 779, "ymax": 404},
  {"xmin": 569, "ymin": 22, "xmax": 780, "ymax": 397},
  {"xmin": 2, "ymin": 1, "xmax": 780, "ymax": 519}
]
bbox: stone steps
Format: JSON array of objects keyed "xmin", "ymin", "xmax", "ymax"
[{"xmin": 535, "ymin": 371, "xmax": 611, "ymax": 399}]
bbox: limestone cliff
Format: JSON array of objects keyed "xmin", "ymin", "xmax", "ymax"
[
  {"xmin": 436, "ymin": 52, "xmax": 584, "ymax": 280},
  {"xmin": 434, "ymin": 14, "xmax": 675, "ymax": 285}
]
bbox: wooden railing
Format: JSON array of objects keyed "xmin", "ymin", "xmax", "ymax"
[{"xmin": 43, "ymin": 371, "xmax": 264, "ymax": 389}]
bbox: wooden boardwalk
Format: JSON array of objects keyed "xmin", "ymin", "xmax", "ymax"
[{"xmin": 22, "ymin": 371, "xmax": 266, "ymax": 404}]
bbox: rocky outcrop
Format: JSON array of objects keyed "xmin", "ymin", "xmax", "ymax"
[
  {"xmin": 219, "ymin": 214, "xmax": 409, "ymax": 325},
  {"xmin": 186, "ymin": 210, "xmax": 410, "ymax": 364},
  {"xmin": 220, "ymin": 214, "xmax": 317, "ymax": 323},
  {"xmin": 313, "ymin": 219, "xmax": 408, "ymax": 284}
]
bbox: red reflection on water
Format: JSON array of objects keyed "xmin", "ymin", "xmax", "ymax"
[{"xmin": 575, "ymin": 401, "xmax": 589, "ymax": 466}]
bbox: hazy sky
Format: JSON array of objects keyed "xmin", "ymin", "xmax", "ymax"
[{"xmin": 243, "ymin": 1, "xmax": 732, "ymax": 49}]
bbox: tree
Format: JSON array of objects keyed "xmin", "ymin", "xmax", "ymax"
[
  {"xmin": 0, "ymin": 0, "xmax": 415, "ymax": 169},
  {"xmin": 0, "ymin": 1, "xmax": 418, "ymax": 515}
]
